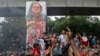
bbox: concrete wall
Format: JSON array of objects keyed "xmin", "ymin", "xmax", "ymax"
[{"xmin": 0, "ymin": 0, "xmax": 100, "ymax": 7}]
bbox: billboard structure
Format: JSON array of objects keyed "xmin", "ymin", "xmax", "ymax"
[{"xmin": 26, "ymin": 1, "xmax": 46, "ymax": 47}]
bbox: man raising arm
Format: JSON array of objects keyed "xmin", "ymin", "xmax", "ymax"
[{"xmin": 66, "ymin": 27, "xmax": 81, "ymax": 56}]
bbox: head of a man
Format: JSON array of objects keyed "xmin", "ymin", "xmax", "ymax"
[
  {"xmin": 56, "ymin": 42, "xmax": 60, "ymax": 47},
  {"xmin": 52, "ymin": 33, "xmax": 56, "ymax": 38},
  {"xmin": 75, "ymin": 34, "xmax": 79, "ymax": 38},
  {"xmin": 33, "ymin": 43, "xmax": 40, "ymax": 49},
  {"xmin": 61, "ymin": 30, "xmax": 65, "ymax": 34}
]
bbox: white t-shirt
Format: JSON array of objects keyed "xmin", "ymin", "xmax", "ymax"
[
  {"xmin": 39, "ymin": 39, "xmax": 45, "ymax": 56},
  {"xmin": 59, "ymin": 34, "xmax": 67, "ymax": 46},
  {"xmin": 39, "ymin": 39, "xmax": 45, "ymax": 49},
  {"xmin": 82, "ymin": 36, "xmax": 88, "ymax": 42}
]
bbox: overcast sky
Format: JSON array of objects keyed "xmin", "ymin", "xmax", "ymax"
[
  {"xmin": 49, "ymin": 16, "xmax": 100, "ymax": 21},
  {"xmin": 48, "ymin": 16, "xmax": 65, "ymax": 21},
  {"xmin": 0, "ymin": 17, "xmax": 4, "ymax": 23}
]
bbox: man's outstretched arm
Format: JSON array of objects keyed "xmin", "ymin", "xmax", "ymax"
[{"xmin": 66, "ymin": 27, "xmax": 81, "ymax": 56}]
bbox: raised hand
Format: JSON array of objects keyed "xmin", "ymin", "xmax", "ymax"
[
  {"xmin": 66, "ymin": 27, "xmax": 71, "ymax": 32},
  {"xmin": 66, "ymin": 27, "xmax": 72, "ymax": 38},
  {"xmin": 77, "ymin": 33, "xmax": 81, "ymax": 37},
  {"xmin": 65, "ymin": 27, "xmax": 73, "ymax": 44}
]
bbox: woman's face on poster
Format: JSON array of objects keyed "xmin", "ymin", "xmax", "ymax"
[{"xmin": 32, "ymin": 3, "xmax": 41, "ymax": 15}]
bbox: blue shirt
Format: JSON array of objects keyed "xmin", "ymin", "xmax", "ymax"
[
  {"xmin": 54, "ymin": 47, "xmax": 62, "ymax": 55},
  {"xmin": 91, "ymin": 38, "xmax": 96, "ymax": 45}
]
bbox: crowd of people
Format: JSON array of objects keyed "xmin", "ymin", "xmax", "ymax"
[
  {"xmin": 23, "ymin": 27, "xmax": 99, "ymax": 56},
  {"xmin": 0, "ymin": 27, "xmax": 99, "ymax": 56}
]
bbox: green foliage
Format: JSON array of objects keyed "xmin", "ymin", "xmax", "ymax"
[
  {"xmin": 47, "ymin": 16, "xmax": 100, "ymax": 38},
  {"xmin": 0, "ymin": 17, "xmax": 26, "ymax": 51}
]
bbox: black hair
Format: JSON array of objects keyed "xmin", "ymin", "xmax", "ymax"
[
  {"xmin": 33, "ymin": 43, "xmax": 39, "ymax": 48},
  {"xmin": 43, "ymin": 32, "xmax": 47, "ymax": 35}
]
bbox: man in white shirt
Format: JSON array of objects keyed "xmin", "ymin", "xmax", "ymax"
[
  {"xmin": 58, "ymin": 30, "xmax": 68, "ymax": 46},
  {"xmin": 39, "ymin": 38, "xmax": 45, "ymax": 56}
]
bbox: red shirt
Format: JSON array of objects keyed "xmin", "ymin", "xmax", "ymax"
[
  {"xmin": 81, "ymin": 51, "xmax": 87, "ymax": 56},
  {"xmin": 80, "ymin": 37, "xmax": 89, "ymax": 47},
  {"xmin": 82, "ymin": 40, "xmax": 89, "ymax": 47},
  {"xmin": 33, "ymin": 48, "xmax": 40, "ymax": 56}
]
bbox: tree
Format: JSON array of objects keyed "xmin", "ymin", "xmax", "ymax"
[
  {"xmin": 47, "ymin": 16, "xmax": 100, "ymax": 39},
  {"xmin": 0, "ymin": 17, "xmax": 26, "ymax": 51}
]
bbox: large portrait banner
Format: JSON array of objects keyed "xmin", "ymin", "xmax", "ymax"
[{"xmin": 26, "ymin": 1, "xmax": 46, "ymax": 47}]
